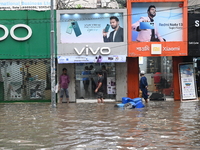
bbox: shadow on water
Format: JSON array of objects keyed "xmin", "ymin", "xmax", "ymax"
[{"xmin": 0, "ymin": 101, "xmax": 200, "ymax": 150}]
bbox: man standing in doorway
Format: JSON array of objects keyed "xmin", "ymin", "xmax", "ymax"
[
  {"xmin": 103, "ymin": 16, "xmax": 124, "ymax": 42},
  {"xmin": 139, "ymin": 71, "xmax": 148, "ymax": 103},
  {"xmin": 59, "ymin": 68, "xmax": 70, "ymax": 103},
  {"xmin": 95, "ymin": 72, "xmax": 104, "ymax": 103}
]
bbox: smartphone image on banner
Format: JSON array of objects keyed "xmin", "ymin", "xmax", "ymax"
[
  {"xmin": 139, "ymin": 22, "xmax": 154, "ymax": 30},
  {"xmin": 66, "ymin": 21, "xmax": 73, "ymax": 34},
  {"xmin": 104, "ymin": 24, "xmax": 110, "ymax": 32},
  {"xmin": 71, "ymin": 21, "xmax": 82, "ymax": 37}
]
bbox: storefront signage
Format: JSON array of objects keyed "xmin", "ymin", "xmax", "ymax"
[
  {"xmin": 59, "ymin": 12, "xmax": 124, "ymax": 43},
  {"xmin": 0, "ymin": 24, "xmax": 32, "ymax": 41},
  {"xmin": 151, "ymin": 44, "xmax": 162, "ymax": 54},
  {"xmin": 127, "ymin": 0, "xmax": 188, "ymax": 57},
  {"xmin": 57, "ymin": 9, "xmax": 127, "ymax": 63},
  {"xmin": 0, "ymin": 11, "xmax": 51, "ymax": 59},
  {"xmin": 179, "ymin": 63, "xmax": 198, "ymax": 101},
  {"xmin": 74, "ymin": 45, "xmax": 111, "ymax": 55},
  {"xmin": 195, "ymin": 20, "xmax": 200, "ymax": 27},
  {"xmin": 57, "ymin": 55, "xmax": 126, "ymax": 64},
  {"xmin": 188, "ymin": 13, "xmax": 200, "ymax": 55},
  {"xmin": 0, "ymin": 0, "xmax": 53, "ymax": 10}
]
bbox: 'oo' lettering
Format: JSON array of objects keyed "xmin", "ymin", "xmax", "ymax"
[{"xmin": 0, "ymin": 24, "xmax": 32, "ymax": 41}]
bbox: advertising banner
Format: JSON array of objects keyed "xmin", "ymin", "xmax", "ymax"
[
  {"xmin": 131, "ymin": 2, "xmax": 183, "ymax": 42},
  {"xmin": 10, "ymin": 82, "xmax": 22, "ymax": 99},
  {"xmin": 57, "ymin": 10, "xmax": 127, "ymax": 63},
  {"xmin": 107, "ymin": 77, "xmax": 116, "ymax": 94},
  {"xmin": 188, "ymin": 13, "xmax": 200, "ymax": 55},
  {"xmin": 60, "ymin": 13, "xmax": 124, "ymax": 43},
  {"xmin": 58, "ymin": 55, "xmax": 126, "ymax": 64},
  {"xmin": 179, "ymin": 63, "xmax": 198, "ymax": 101},
  {"xmin": 0, "ymin": 0, "xmax": 54, "ymax": 10},
  {"xmin": 127, "ymin": 0, "xmax": 188, "ymax": 57}
]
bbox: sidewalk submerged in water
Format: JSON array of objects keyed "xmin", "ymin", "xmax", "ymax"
[{"xmin": 76, "ymin": 97, "xmax": 175, "ymax": 103}]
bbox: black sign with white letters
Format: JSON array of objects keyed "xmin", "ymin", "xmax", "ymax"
[{"xmin": 188, "ymin": 13, "xmax": 200, "ymax": 56}]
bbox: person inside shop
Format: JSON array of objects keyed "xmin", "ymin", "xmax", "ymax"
[
  {"xmin": 58, "ymin": 68, "xmax": 70, "ymax": 103},
  {"xmin": 82, "ymin": 66, "xmax": 91, "ymax": 98},
  {"xmin": 95, "ymin": 72, "xmax": 104, "ymax": 103},
  {"xmin": 153, "ymin": 69, "xmax": 162, "ymax": 91},
  {"xmin": 101, "ymin": 65, "xmax": 108, "ymax": 97},
  {"xmin": 197, "ymin": 71, "xmax": 200, "ymax": 96},
  {"xmin": 89, "ymin": 65, "xmax": 95, "ymax": 71},
  {"xmin": 132, "ymin": 5, "xmax": 165, "ymax": 42},
  {"xmin": 103, "ymin": 16, "xmax": 124, "ymax": 42},
  {"xmin": 26, "ymin": 73, "xmax": 33, "ymax": 81},
  {"xmin": 139, "ymin": 71, "xmax": 148, "ymax": 103},
  {"xmin": 89, "ymin": 65, "xmax": 96, "ymax": 95}
]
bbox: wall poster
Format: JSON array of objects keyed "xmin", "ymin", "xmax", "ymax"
[
  {"xmin": 107, "ymin": 77, "xmax": 116, "ymax": 94},
  {"xmin": 179, "ymin": 62, "xmax": 198, "ymax": 101}
]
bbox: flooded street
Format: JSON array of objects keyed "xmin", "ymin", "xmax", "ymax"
[{"xmin": 0, "ymin": 101, "xmax": 200, "ymax": 150}]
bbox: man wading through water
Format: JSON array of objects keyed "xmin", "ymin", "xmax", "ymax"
[
  {"xmin": 139, "ymin": 71, "xmax": 148, "ymax": 103},
  {"xmin": 95, "ymin": 72, "xmax": 104, "ymax": 103}
]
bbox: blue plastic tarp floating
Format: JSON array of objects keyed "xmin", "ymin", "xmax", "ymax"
[
  {"xmin": 131, "ymin": 97, "xmax": 142, "ymax": 103},
  {"xmin": 116, "ymin": 103, "xmax": 125, "ymax": 107},
  {"xmin": 118, "ymin": 97, "xmax": 145, "ymax": 109},
  {"xmin": 135, "ymin": 101, "xmax": 145, "ymax": 108},
  {"xmin": 122, "ymin": 97, "xmax": 131, "ymax": 104},
  {"xmin": 129, "ymin": 102, "xmax": 136, "ymax": 107}
]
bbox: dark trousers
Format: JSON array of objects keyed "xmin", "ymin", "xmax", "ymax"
[{"xmin": 141, "ymin": 88, "xmax": 148, "ymax": 99}]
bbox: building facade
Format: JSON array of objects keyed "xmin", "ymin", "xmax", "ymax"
[
  {"xmin": 56, "ymin": 9, "xmax": 127, "ymax": 102},
  {"xmin": 0, "ymin": 10, "xmax": 52, "ymax": 102},
  {"xmin": 127, "ymin": 0, "xmax": 188, "ymax": 101},
  {"xmin": 1, "ymin": 0, "xmax": 197, "ymax": 102}
]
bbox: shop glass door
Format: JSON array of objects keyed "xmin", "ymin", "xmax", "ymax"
[
  {"xmin": 139, "ymin": 56, "xmax": 174, "ymax": 99},
  {"xmin": 75, "ymin": 63, "xmax": 116, "ymax": 99}
]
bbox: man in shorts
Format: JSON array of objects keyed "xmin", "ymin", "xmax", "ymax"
[
  {"xmin": 58, "ymin": 68, "xmax": 70, "ymax": 103},
  {"xmin": 95, "ymin": 72, "xmax": 104, "ymax": 103}
]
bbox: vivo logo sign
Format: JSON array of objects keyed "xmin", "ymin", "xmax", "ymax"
[
  {"xmin": 74, "ymin": 45, "xmax": 111, "ymax": 55},
  {"xmin": 0, "ymin": 24, "xmax": 32, "ymax": 41}
]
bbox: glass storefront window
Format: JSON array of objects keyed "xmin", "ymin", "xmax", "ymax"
[
  {"xmin": 193, "ymin": 57, "xmax": 200, "ymax": 96},
  {"xmin": 75, "ymin": 63, "xmax": 116, "ymax": 99},
  {"xmin": 0, "ymin": 59, "xmax": 51, "ymax": 101},
  {"xmin": 139, "ymin": 56, "xmax": 174, "ymax": 98}
]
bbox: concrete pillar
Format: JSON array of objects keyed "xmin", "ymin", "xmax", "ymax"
[{"xmin": 115, "ymin": 62, "xmax": 127, "ymax": 102}]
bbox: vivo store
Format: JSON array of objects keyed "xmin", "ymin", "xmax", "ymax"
[
  {"xmin": 56, "ymin": 9, "xmax": 127, "ymax": 102},
  {"xmin": 127, "ymin": 0, "xmax": 188, "ymax": 100}
]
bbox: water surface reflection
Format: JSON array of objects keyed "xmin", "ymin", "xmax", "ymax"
[{"xmin": 0, "ymin": 101, "xmax": 200, "ymax": 149}]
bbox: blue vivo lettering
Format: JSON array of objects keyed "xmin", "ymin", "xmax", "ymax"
[{"xmin": 0, "ymin": 24, "xmax": 32, "ymax": 41}]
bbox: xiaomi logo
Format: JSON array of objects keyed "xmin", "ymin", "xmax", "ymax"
[{"xmin": 151, "ymin": 44, "xmax": 162, "ymax": 54}]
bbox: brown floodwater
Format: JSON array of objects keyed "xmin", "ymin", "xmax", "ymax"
[{"xmin": 0, "ymin": 101, "xmax": 200, "ymax": 150}]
